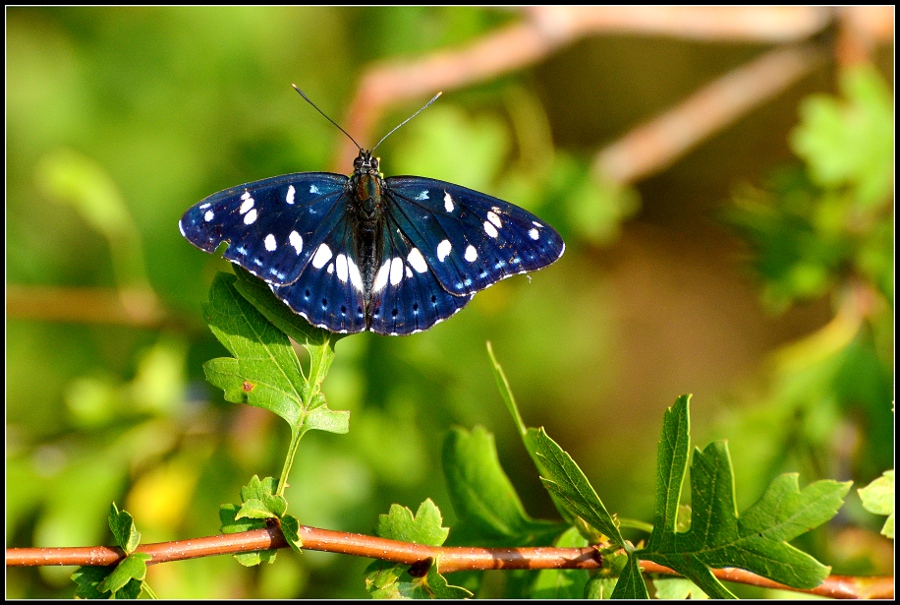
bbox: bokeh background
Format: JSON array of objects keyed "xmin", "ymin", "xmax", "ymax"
[{"xmin": 7, "ymin": 7, "xmax": 893, "ymax": 598}]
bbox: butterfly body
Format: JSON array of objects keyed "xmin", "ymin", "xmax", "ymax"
[{"xmin": 181, "ymin": 147, "xmax": 564, "ymax": 336}]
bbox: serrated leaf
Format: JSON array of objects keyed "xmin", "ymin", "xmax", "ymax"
[
  {"xmin": 280, "ymin": 514, "xmax": 304, "ymax": 553},
  {"xmin": 530, "ymin": 526, "xmax": 590, "ymax": 599},
  {"xmin": 97, "ymin": 552, "xmax": 151, "ymax": 595},
  {"xmin": 610, "ymin": 552, "xmax": 650, "ymax": 599},
  {"xmin": 375, "ymin": 500, "xmax": 448, "ymax": 547},
  {"xmin": 108, "ymin": 502, "xmax": 141, "ymax": 554},
  {"xmin": 652, "ymin": 577, "xmax": 709, "ymax": 599},
  {"xmin": 858, "ymin": 470, "xmax": 894, "ymax": 539},
  {"xmin": 202, "ymin": 273, "xmax": 305, "ymax": 426},
  {"xmin": 364, "ymin": 556, "xmax": 473, "ymax": 599},
  {"xmin": 442, "ymin": 426, "xmax": 561, "ymax": 546},
  {"xmin": 72, "ymin": 566, "xmax": 112, "ymax": 599},
  {"xmin": 219, "ymin": 503, "xmax": 266, "ymax": 534},
  {"xmin": 366, "ymin": 501, "xmax": 470, "ymax": 599},
  {"xmin": 639, "ymin": 396, "xmax": 853, "ymax": 598},
  {"xmin": 234, "ymin": 550, "xmax": 277, "ymax": 567},
  {"xmin": 237, "ymin": 498, "xmax": 283, "ymax": 520},
  {"xmin": 534, "ymin": 428, "xmax": 625, "ymax": 547}
]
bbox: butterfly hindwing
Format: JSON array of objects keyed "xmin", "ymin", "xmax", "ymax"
[
  {"xmin": 179, "ymin": 172, "xmax": 348, "ymax": 286},
  {"xmin": 270, "ymin": 214, "xmax": 369, "ymax": 334},
  {"xmin": 384, "ymin": 177, "xmax": 565, "ymax": 297},
  {"xmin": 366, "ymin": 223, "xmax": 474, "ymax": 335}
]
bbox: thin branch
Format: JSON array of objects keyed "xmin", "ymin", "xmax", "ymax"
[
  {"xmin": 337, "ymin": 7, "xmax": 835, "ymax": 168},
  {"xmin": 7, "ymin": 526, "xmax": 893, "ymax": 599},
  {"xmin": 593, "ymin": 43, "xmax": 825, "ymax": 185},
  {"xmin": 6, "ymin": 284, "xmax": 193, "ymax": 331}
]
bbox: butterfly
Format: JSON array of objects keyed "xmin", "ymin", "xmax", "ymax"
[{"xmin": 179, "ymin": 87, "xmax": 565, "ymax": 336}]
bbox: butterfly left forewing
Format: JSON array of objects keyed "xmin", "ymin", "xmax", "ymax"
[{"xmin": 180, "ymin": 172, "xmax": 348, "ymax": 286}]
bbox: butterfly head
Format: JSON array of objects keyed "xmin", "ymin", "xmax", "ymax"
[{"xmin": 353, "ymin": 150, "xmax": 381, "ymax": 177}]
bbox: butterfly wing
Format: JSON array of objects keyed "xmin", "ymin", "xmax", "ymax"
[
  {"xmin": 179, "ymin": 172, "xmax": 348, "ymax": 286},
  {"xmin": 383, "ymin": 177, "xmax": 565, "ymax": 297},
  {"xmin": 270, "ymin": 214, "xmax": 370, "ymax": 334},
  {"xmin": 180, "ymin": 172, "xmax": 371, "ymax": 333},
  {"xmin": 365, "ymin": 222, "xmax": 474, "ymax": 335}
]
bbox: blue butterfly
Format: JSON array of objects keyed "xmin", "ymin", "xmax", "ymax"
[{"xmin": 179, "ymin": 88, "xmax": 564, "ymax": 336}]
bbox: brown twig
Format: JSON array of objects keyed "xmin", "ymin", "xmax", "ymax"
[
  {"xmin": 7, "ymin": 526, "xmax": 893, "ymax": 599},
  {"xmin": 337, "ymin": 7, "xmax": 835, "ymax": 169},
  {"xmin": 592, "ymin": 43, "xmax": 825, "ymax": 185}
]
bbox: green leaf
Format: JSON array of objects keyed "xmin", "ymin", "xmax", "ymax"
[
  {"xmin": 219, "ymin": 503, "xmax": 265, "ymax": 534},
  {"xmin": 639, "ymin": 396, "xmax": 853, "ymax": 598},
  {"xmin": 647, "ymin": 395, "xmax": 692, "ymax": 553},
  {"xmin": 202, "ymin": 273, "xmax": 306, "ymax": 426},
  {"xmin": 108, "ymin": 502, "xmax": 141, "ymax": 554},
  {"xmin": 534, "ymin": 428, "xmax": 625, "ymax": 547},
  {"xmin": 97, "ymin": 552, "xmax": 151, "ymax": 595},
  {"xmin": 375, "ymin": 500, "xmax": 449, "ymax": 547},
  {"xmin": 652, "ymin": 577, "xmax": 709, "ymax": 600},
  {"xmin": 365, "ymin": 556, "xmax": 473, "ymax": 599},
  {"xmin": 858, "ymin": 470, "xmax": 894, "ymax": 539},
  {"xmin": 530, "ymin": 526, "xmax": 590, "ymax": 599},
  {"xmin": 442, "ymin": 426, "xmax": 561, "ymax": 546},
  {"xmin": 365, "ymin": 500, "xmax": 471, "ymax": 599},
  {"xmin": 72, "ymin": 566, "xmax": 113, "ymax": 599},
  {"xmin": 221, "ymin": 476, "xmax": 286, "ymax": 566},
  {"xmin": 280, "ymin": 514, "xmax": 304, "ymax": 553},
  {"xmin": 238, "ymin": 475, "xmax": 287, "ymax": 518},
  {"xmin": 609, "ymin": 551, "xmax": 650, "ymax": 599},
  {"xmin": 791, "ymin": 65, "xmax": 893, "ymax": 208}
]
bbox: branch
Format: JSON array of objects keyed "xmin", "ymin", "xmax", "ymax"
[
  {"xmin": 7, "ymin": 526, "xmax": 893, "ymax": 599},
  {"xmin": 592, "ymin": 43, "xmax": 825, "ymax": 185}
]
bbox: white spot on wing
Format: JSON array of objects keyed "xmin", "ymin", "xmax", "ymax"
[
  {"xmin": 264, "ymin": 234, "xmax": 277, "ymax": 251},
  {"xmin": 199, "ymin": 203, "xmax": 211, "ymax": 209},
  {"xmin": 487, "ymin": 211, "xmax": 502, "ymax": 228},
  {"xmin": 239, "ymin": 198, "xmax": 254, "ymax": 214},
  {"xmin": 310, "ymin": 184, "xmax": 320, "ymax": 195},
  {"xmin": 416, "ymin": 190, "xmax": 429, "ymax": 200},
  {"xmin": 528, "ymin": 228, "xmax": 540, "ymax": 240},
  {"xmin": 312, "ymin": 243, "xmax": 333, "ymax": 268},
  {"xmin": 289, "ymin": 231, "xmax": 303, "ymax": 254},
  {"xmin": 407, "ymin": 248, "xmax": 428, "ymax": 273},
  {"xmin": 444, "ymin": 192, "xmax": 454, "ymax": 213},
  {"xmin": 437, "ymin": 239, "xmax": 452, "ymax": 262},
  {"xmin": 243, "ymin": 208, "xmax": 258, "ymax": 225},
  {"xmin": 327, "ymin": 263, "xmax": 334, "ymax": 274},
  {"xmin": 483, "ymin": 221, "xmax": 498, "ymax": 238},
  {"xmin": 372, "ymin": 259, "xmax": 391, "ymax": 292},
  {"xmin": 204, "ymin": 210, "xmax": 215, "ymax": 222},
  {"xmin": 465, "ymin": 245, "xmax": 478, "ymax": 262},
  {"xmin": 347, "ymin": 256, "xmax": 364, "ymax": 292},
  {"xmin": 389, "ymin": 257, "xmax": 404, "ymax": 286},
  {"xmin": 286, "ymin": 185, "xmax": 296, "ymax": 205},
  {"xmin": 335, "ymin": 254, "xmax": 349, "ymax": 283}
]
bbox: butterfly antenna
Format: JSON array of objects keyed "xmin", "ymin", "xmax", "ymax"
[
  {"xmin": 292, "ymin": 84, "xmax": 363, "ymax": 152},
  {"xmin": 371, "ymin": 92, "xmax": 442, "ymax": 153}
]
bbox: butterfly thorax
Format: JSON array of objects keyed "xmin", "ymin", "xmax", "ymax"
[{"xmin": 349, "ymin": 151, "xmax": 386, "ymax": 304}]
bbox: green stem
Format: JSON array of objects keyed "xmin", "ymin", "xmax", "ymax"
[{"xmin": 277, "ymin": 426, "xmax": 307, "ymax": 497}]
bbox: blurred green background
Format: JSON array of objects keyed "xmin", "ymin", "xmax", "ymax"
[{"xmin": 6, "ymin": 7, "xmax": 893, "ymax": 598}]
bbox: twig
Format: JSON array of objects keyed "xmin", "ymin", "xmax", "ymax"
[
  {"xmin": 592, "ymin": 43, "xmax": 825, "ymax": 185},
  {"xmin": 7, "ymin": 526, "xmax": 893, "ymax": 599},
  {"xmin": 337, "ymin": 7, "xmax": 834, "ymax": 168}
]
